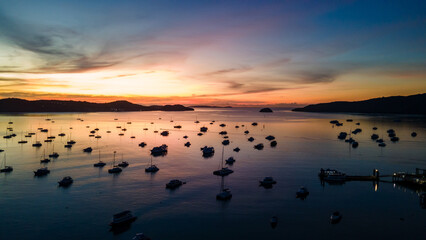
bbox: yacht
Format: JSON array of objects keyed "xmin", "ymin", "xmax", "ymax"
[
  {"xmin": 166, "ymin": 179, "xmax": 183, "ymax": 189},
  {"xmin": 216, "ymin": 188, "xmax": 232, "ymax": 200},
  {"xmin": 184, "ymin": 142, "xmax": 191, "ymax": 147},
  {"xmin": 160, "ymin": 131, "xmax": 169, "ymax": 136},
  {"xmin": 32, "ymin": 141, "xmax": 42, "ymax": 147},
  {"xmin": 197, "ymin": 132, "xmax": 203, "ymax": 136},
  {"xmin": 213, "ymin": 147, "xmax": 234, "ymax": 176},
  {"xmin": 244, "ymin": 130, "xmax": 249, "ymax": 134},
  {"xmin": 174, "ymin": 125, "xmax": 182, "ymax": 129},
  {"xmin": 34, "ymin": 167, "xmax": 50, "ymax": 176},
  {"xmin": 222, "ymin": 140, "xmax": 230, "ymax": 145},
  {"xmin": 58, "ymin": 176, "xmax": 73, "ymax": 187},
  {"xmin": 371, "ymin": 134, "xmax": 379, "ymax": 140},
  {"xmin": 139, "ymin": 142, "xmax": 147, "ymax": 147},
  {"xmin": 337, "ymin": 132, "xmax": 347, "ymax": 140},
  {"xmin": 58, "ymin": 133, "xmax": 66, "ymax": 136},
  {"xmin": 219, "ymin": 131, "xmax": 227, "ymax": 135},
  {"xmin": 251, "ymin": 122, "xmax": 258, "ymax": 126},
  {"xmin": 117, "ymin": 155, "xmax": 129, "ymax": 167},
  {"xmin": 270, "ymin": 141, "xmax": 277, "ymax": 147},
  {"xmin": 200, "ymin": 126, "xmax": 208, "ymax": 132},
  {"xmin": 49, "ymin": 152, "xmax": 59, "ymax": 158},
  {"xmin": 219, "ymin": 123, "xmax": 226, "ymax": 127},
  {"xmin": 109, "ymin": 210, "xmax": 137, "ymax": 227},
  {"xmin": 233, "ymin": 147, "xmax": 240, "ymax": 152},
  {"xmin": 183, "ymin": 135, "xmax": 188, "ymax": 139},
  {"xmin": 248, "ymin": 137, "xmax": 255, "ymax": 142}
]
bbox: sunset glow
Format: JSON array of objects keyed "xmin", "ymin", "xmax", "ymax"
[{"xmin": 0, "ymin": 1, "xmax": 425, "ymax": 106}]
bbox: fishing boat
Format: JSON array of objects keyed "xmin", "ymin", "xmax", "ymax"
[
  {"xmin": 94, "ymin": 150, "xmax": 106, "ymax": 167},
  {"xmin": 145, "ymin": 156, "xmax": 159, "ymax": 172},
  {"xmin": 0, "ymin": 154, "xmax": 13, "ymax": 172},
  {"xmin": 108, "ymin": 151, "xmax": 122, "ymax": 174},
  {"xmin": 58, "ymin": 176, "xmax": 73, "ymax": 187}
]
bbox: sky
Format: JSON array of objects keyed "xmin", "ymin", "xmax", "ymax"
[{"xmin": 0, "ymin": 0, "xmax": 425, "ymax": 106}]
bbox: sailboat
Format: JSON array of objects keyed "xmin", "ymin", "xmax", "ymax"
[
  {"xmin": 108, "ymin": 151, "xmax": 122, "ymax": 173},
  {"xmin": 194, "ymin": 116, "xmax": 200, "ymax": 123},
  {"xmin": 18, "ymin": 131, "xmax": 28, "ymax": 144},
  {"xmin": 213, "ymin": 146, "xmax": 234, "ymax": 176},
  {"xmin": 118, "ymin": 153, "xmax": 129, "ymax": 167},
  {"xmin": 145, "ymin": 156, "xmax": 159, "ymax": 172},
  {"xmin": 94, "ymin": 150, "xmax": 106, "ymax": 167},
  {"xmin": 49, "ymin": 144, "xmax": 59, "ymax": 158},
  {"xmin": 0, "ymin": 154, "xmax": 13, "ymax": 172},
  {"xmin": 216, "ymin": 175, "xmax": 232, "ymax": 200},
  {"xmin": 32, "ymin": 134, "xmax": 42, "ymax": 147},
  {"xmin": 40, "ymin": 149, "xmax": 50, "ymax": 163}
]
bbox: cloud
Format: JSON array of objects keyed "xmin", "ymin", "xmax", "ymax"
[{"xmin": 204, "ymin": 66, "xmax": 253, "ymax": 76}]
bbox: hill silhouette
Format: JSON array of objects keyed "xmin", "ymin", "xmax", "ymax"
[
  {"xmin": 0, "ymin": 98, "xmax": 194, "ymax": 112},
  {"xmin": 292, "ymin": 93, "xmax": 426, "ymax": 115}
]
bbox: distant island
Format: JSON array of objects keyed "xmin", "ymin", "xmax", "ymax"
[
  {"xmin": 292, "ymin": 93, "xmax": 426, "ymax": 115},
  {"xmin": 192, "ymin": 105, "xmax": 233, "ymax": 108},
  {"xmin": 0, "ymin": 98, "xmax": 194, "ymax": 112}
]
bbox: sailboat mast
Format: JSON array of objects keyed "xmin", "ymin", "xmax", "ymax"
[
  {"xmin": 221, "ymin": 145, "xmax": 224, "ymax": 169},
  {"xmin": 113, "ymin": 151, "xmax": 116, "ymax": 166}
]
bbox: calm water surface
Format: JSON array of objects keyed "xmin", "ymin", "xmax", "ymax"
[{"xmin": 0, "ymin": 108, "xmax": 425, "ymax": 239}]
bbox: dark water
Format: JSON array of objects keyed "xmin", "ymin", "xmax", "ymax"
[{"xmin": 0, "ymin": 108, "xmax": 425, "ymax": 240}]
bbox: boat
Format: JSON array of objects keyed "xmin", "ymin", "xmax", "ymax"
[
  {"xmin": 252, "ymin": 122, "xmax": 258, "ymax": 126},
  {"xmin": 411, "ymin": 132, "xmax": 417, "ymax": 137},
  {"xmin": 330, "ymin": 211, "xmax": 342, "ymax": 224},
  {"xmin": 117, "ymin": 154, "xmax": 129, "ymax": 167},
  {"xmin": 225, "ymin": 157, "xmax": 235, "ymax": 165},
  {"xmin": 233, "ymin": 147, "xmax": 240, "ymax": 152},
  {"xmin": 109, "ymin": 210, "xmax": 137, "ymax": 227},
  {"xmin": 259, "ymin": 177, "xmax": 277, "ymax": 187},
  {"xmin": 337, "ymin": 132, "xmax": 347, "ymax": 140},
  {"xmin": 94, "ymin": 150, "xmax": 106, "ymax": 167},
  {"xmin": 270, "ymin": 216, "xmax": 278, "ymax": 228},
  {"xmin": 44, "ymin": 139, "xmax": 53, "ymax": 143},
  {"xmin": 254, "ymin": 143, "xmax": 264, "ymax": 150},
  {"xmin": 160, "ymin": 131, "xmax": 169, "ymax": 136},
  {"xmin": 296, "ymin": 186, "xmax": 309, "ymax": 198},
  {"xmin": 132, "ymin": 233, "xmax": 151, "ymax": 240},
  {"xmin": 219, "ymin": 131, "xmax": 227, "ymax": 135},
  {"xmin": 32, "ymin": 141, "xmax": 42, "ymax": 147},
  {"xmin": 34, "ymin": 167, "xmax": 50, "ymax": 176},
  {"xmin": 67, "ymin": 140, "xmax": 76, "ymax": 145},
  {"xmin": 166, "ymin": 179, "xmax": 183, "ymax": 189},
  {"xmin": 324, "ymin": 172, "xmax": 347, "ymax": 182},
  {"xmin": 371, "ymin": 134, "xmax": 379, "ymax": 140},
  {"xmin": 18, "ymin": 140, "xmax": 28, "ymax": 144},
  {"xmin": 64, "ymin": 144, "xmax": 72, "ymax": 148},
  {"xmin": 216, "ymin": 174, "xmax": 232, "ymax": 201},
  {"xmin": 58, "ymin": 176, "xmax": 73, "ymax": 187},
  {"xmin": 213, "ymin": 147, "xmax": 234, "ymax": 176},
  {"xmin": 265, "ymin": 135, "xmax": 275, "ymax": 141},
  {"xmin": 150, "ymin": 144, "xmax": 168, "ymax": 156},
  {"xmin": 201, "ymin": 146, "xmax": 215, "ymax": 157},
  {"xmin": 0, "ymin": 154, "xmax": 13, "ymax": 173},
  {"xmin": 58, "ymin": 133, "xmax": 66, "ymax": 136},
  {"xmin": 174, "ymin": 125, "xmax": 182, "ymax": 129},
  {"xmin": 244, "ymin": 130, "xmax": 249, "ymax": 134},
  {"xmin": 197, "ymin": 132, "xmax": 203, "ymax": 136},
  {"xmin": 183, "ymin": 135, "xmax": 188, "ymax": 139},
  {"xmin": 40, "ymin": 150, "xmax": 50, "ymax": 163},
  {"xmin": 83, "ymin": 147, "xmax": 93, "ymax": 153},
  {"xmin": 378, "ymin": 142, "xmax": 386, "ymax": 147},
  {"xmin": 222, "ymin": 140, "xmax": 230, "ymax": 145},
  {"xmin": 139, "ymin": 142, "xmax": 147, "ymax": 147},
  {"xmin": 270, "ymin": 141, "xmax": 277, "ymax": 147},
  {"xmin": 219, "ymin": 123, "xmax": 226, "ymax": 127},
  {"xmin": 352, "ymin": 141, "xmax": 359, "ymax": 148},
  {"xmin": 95, "ymin": 135, "xmax": 101, "ymax": 139},
  {"xmin": 390, "ymin": 136, "xmax": 399, "ymax": 142},
  {"xmin": 248, "ymin": 137, "xmax": 255, "ymax": 142},
  {"xmin": 372, "ymin": 127, "xmax": 378, "ymax": 130},
  {"xmin": 145, "ymin": 156, "xmax": 159, "ymax": 173},
  {"xmin": 108, "ymin": 152, "xmax": 122, "ymax": 174},
  {"xmin": 184, "ymin": 142, "xmax": 191, "ymax": 147},
  {"xmin": 49, "ymin": 152, "xmax": 59, "ymax": 158},
  {"xmin": 200, "ymin": 126, "xmax": 208, "ymax": 132}
]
